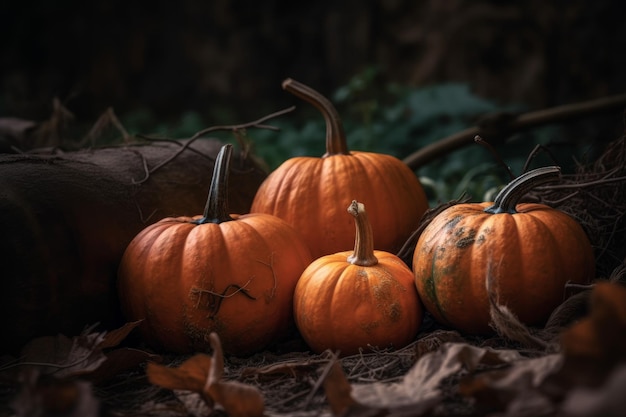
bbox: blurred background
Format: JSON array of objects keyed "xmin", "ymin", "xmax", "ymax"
[{"xmin": 2, "ymin": 0, "xmax": 625, "ymax": 201}]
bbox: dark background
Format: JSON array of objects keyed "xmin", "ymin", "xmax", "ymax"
[{"xmin": 1, "ymin": 0, "xmax": 625, "ymax": 143}]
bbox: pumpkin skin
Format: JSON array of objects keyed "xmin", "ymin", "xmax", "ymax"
[
  {"xmin": 118, "ymin": 144, "xmax": 312, "ymax": 356},
  {"xmin": 412, "ymin": 167, "xmax": 595, "ymax": 334},
  {"xmin": 294, "ymin": 201, "xmax": 423, "ymax": 356},
  {"xmin": 251, "ymin": 79, "xmax": 428, "ymax": 259}
]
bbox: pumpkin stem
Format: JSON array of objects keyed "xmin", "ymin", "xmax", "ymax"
[
  {"xmin": 484, "ymin": 166, "xmax": 561, "ymax": 214},
  {"xmin": 282, "ymin": 78, "xmax": 350, "ymax": 156},
  {"xmin": 347, "ymin": 200, "xmax": 379, "ymax": 266},
  {"xmin": 193, "ymin": 144, "xmax": 234, "ymax": 224}
]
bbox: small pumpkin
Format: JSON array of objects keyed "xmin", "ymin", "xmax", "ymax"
[
  {"xmin": 250, "ymin": 78, "xmax": 428, "ymax": 259},
  {"xmin": 412, "ymin": 166, "xmax": 595, "ymax": 334},
  {"xmin": 294, "ymin": 200, "xmax": 423, "ymax": 356},
  {"xmin": 117, "ymin": 144, "xmax": 312, "ymax": 356}
]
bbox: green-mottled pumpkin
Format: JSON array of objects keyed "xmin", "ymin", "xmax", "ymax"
[{"xmin": 412, "ymin": 166, "xmax": 595, "ymax": 334}]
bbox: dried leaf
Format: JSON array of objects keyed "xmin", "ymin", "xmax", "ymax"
[
  {"xmin": 19, "ymin": 332, "xmax": 107, "ymax": 378},
  {"xmin": 205, "ymin": 332, "xmax": 265, "ymax": 417},
  {"xmin": 413, "ymin": 329, "xmax": 466, "ymax": 359},
  {"xmin": 322, "ymin": 360, "xmax": 357, "ymax": 416},
  {"xmin": 321, "ymin": 354, "xmax": 441, "ymax": 417},
  {"xmin": 14, "ymin": 322, "xmax": 144, "ymax": 380},
  {"xmin": 173, "ymin": 390, "xmax": 212, "ymax": 417},
  {"xmin": 561, "ymin": 281, "xmax": 626, "ymax": 364},
  {"xmin": 98, "ymin": 320, "xmax": 143, "ymax": 349},
  {"xmin": 459, "ymin": 353, "xmax": 563, "ymax": 413},
  {"xmin": 146, "ymin": 333, "xmax": 265, "ymax": 417},
  {"xmin": 146, "ymin": 354, "xmax": 213, "ymax": 393},
  {"xmin": 486, "ymin": 264, "xmax": 552, "ymax": 351},
  {"xmin": 10, "ymin": 371, "xmax": 99, "ymax": 417},
  {"xmin": 560, "ymin": 364, "xmax": 626, "ymax": 417},
  {"xmin": 87, "ymin": 347, "xmax": 161, "ymax": 385},
  {"xmin": 346, "ymin": 342, "xmax": 522, "ymax": 413},
  {"xmin": 206, "ymin": 381, "xmax": 265, "ymax": 417}
]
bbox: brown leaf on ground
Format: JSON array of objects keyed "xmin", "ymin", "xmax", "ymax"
[
  {"xmin": 10, "ymin": 321, "xmax": 148, "ymax": 380},
  {"xmin": 10, "ymin": 371, "xmax": 100, "ymax": 417},
  {"xmin": 353, "ymin": 342, "xmax": 521, "ymax": 410},
  {"xmin": 322, "ymin": 359, "xmax": 358, "ymax": 416},
  {"xmin": 87, "ymin": 347, "xmax": 161, "ymax": 385},
  {"xmin": 205, "ymin": 332, "xmax": 265, "ymax": 417},
  {"xmin": 486, "ymin": 264, "xmax": 554, "ymax": 352},
  {"xmin": 412, "ymin": 329, "xmax": 466, "ymax": 359},
  {"xmin": 459, "ymin": 353, "xmax": 563, "ymax": 414},
  {"xmin": 560, "ymin": 364, "xmax": 626, "ymax": 417},
  {"xmin": 146, "ymin": 333, "xmax": 265, "ymax": 417},
  {"xmin": 458, "ymin": 281, "xmax": 626, "ymax": 416},
  {"xmin": 17, "ymin": 326, "xmax": 108, "ymax": 378},
  {"xmin": 146, "ymin": 354, "xmax": 213, "ymax": 394},
  {"xmin": 560, "ymin": 281, "xmax": 626, "ymax": 364},
  {"xmin": 98, "ymin": 320, "xmax": 143, "ymax": 349}
]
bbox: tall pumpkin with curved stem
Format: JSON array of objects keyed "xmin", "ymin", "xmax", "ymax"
[
  {"xmin": 294, "ymin": 200, "xmax": 423, "ymax": 356},
  {"xmin": 412, "ymin": 166, "xmax": 595, "ymax": 334},
  {"xmin": 117, "ymin": 144, "xmax": 313, "ymax": 356},
  {"xmin": 250, "ymin": 78, "xmax": 429, "ymax": 259}
]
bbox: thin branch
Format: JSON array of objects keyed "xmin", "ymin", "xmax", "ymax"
[
  {"xmin": 134, "ymin": 106, "xmax": 295, "ymax": 184},
  {"xmin": 403, "ymin": 93, "xmax": 626, "ymax": 170},
  {"xmin": 474, "ymin": 135, "xmax": 515, "ymax": 180}
]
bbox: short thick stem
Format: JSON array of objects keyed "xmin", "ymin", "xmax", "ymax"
[
  {"xmin": 485, "ymin": 166, "xmax": 561, "ymax": 214},
  {"xmin": 347, "ymin": 200, "xmax": 378, "ymax": 266},
  {"xmin": 282, "ymin": 78, "xmax": 349, "ymax": 156},
  {"xmin": 193, "ymin": 144, "xmax": 234, "ymax": 224}
]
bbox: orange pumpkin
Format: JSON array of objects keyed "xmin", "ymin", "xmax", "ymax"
[
  {"xmin": 294, "ymin": 200, "xmax": 423, "ymax": 356},
  {"xmin": 250, "ymin": 78, "xmax": 428, "ymax": 259},
  {"xmin": 412, "ymin": 166, "xmax": 595, "ymax": 334},
  {"xmin": 117, "ymin": 144, "xmax": 312, "ymax": 356}
]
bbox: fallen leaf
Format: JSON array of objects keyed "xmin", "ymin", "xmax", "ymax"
[
  {"xmin": 560, "ymin": 281, "xmax": 626, "ymax": 365},
  {"xmin": 146, "ymin": 333, "xmax": 265, "ymax": 417},
  {"xmin": 87, "ymin": 347, "xmax": 161, "ymax": 385},
  {"xmin": 486, "ymin": 268, "xmax": 553, "ymax": 351},
  {"xmin": 146, "ymin": 354, "xmax": 213, "ymax": 393},
  {"xmin": 413, "ymin": 329, "xmax": 466, "ymax": 359},
  {"xmin": 10, "ymin": 370, "xmax": 100, "ymax": 417},
  {"xmin": 560, "ymin": 364, "xmax": 626, "ymax": 417},
  {"xmin": 205, "ymin": 332, "xmax": 265, "ymax": 417},
  {"xmin": 352, "ymin": 342, "xmax": 521, "ymax": 409},
  {"xmin": 321, "ymin": 353, "xmax": 442, "ymax": 417},
  {"xmin": 459, "ymin": 353, "xmax": 563, "ymax": 414},
  {"xmin": 18, "ymin": 331, "xmax": 107, "ymax": 378},
  {"xmin": 98, "ymin": 320, "xmax": 143, "ymax": 349},
  {"xmin": 458, "ymin": 281, "xmax": 626, "ymax": 416},
  {"xmin": 14, "ymin": 321, "xmax": 146, "ymax": 380},
  {"xmin": 321, "ymin": 359, "xmax": 359, "ymax": 416}
]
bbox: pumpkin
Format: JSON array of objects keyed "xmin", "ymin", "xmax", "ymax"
[
  {"xmin": 293, "ymin": 200, "xmax": 423, "ymax": 356},
  {"xmin": 117, "ymin": 144, "xmax": 313, "ymax": 356},
  {"xmin": 250, "ymin": 78, "xmax": 428, "ymax": 259},
  {"xmin": 0, "ymin": 139, "xmax": 266, "ymax": 354},
  {"xmin": 412, "ymin": 166, "xmax": 595, "ymax": 334}
]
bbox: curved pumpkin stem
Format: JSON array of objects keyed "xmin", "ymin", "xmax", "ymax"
[
  {"xmin": 347, "ymin": 200, "xmax": 379, "ymax": 266},
  {"xmin": 193, "ymin": 144, "xmax": 234, "ymax": 224},
  {"xmin": 484, "ymin": 166, "xmax": 561, "ymax": 214},
  {"xmin": 282, "ymin": 78, "xmax": 349, "ymax": 157}
]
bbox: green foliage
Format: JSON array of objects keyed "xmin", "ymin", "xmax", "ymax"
[
  {"xmin": 119, "ymin": 68, "xmax": 582, "ymax": 206},
  {"xmin": 247, "ymin": 69, "xmax": 569, "ymax": 205}
]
